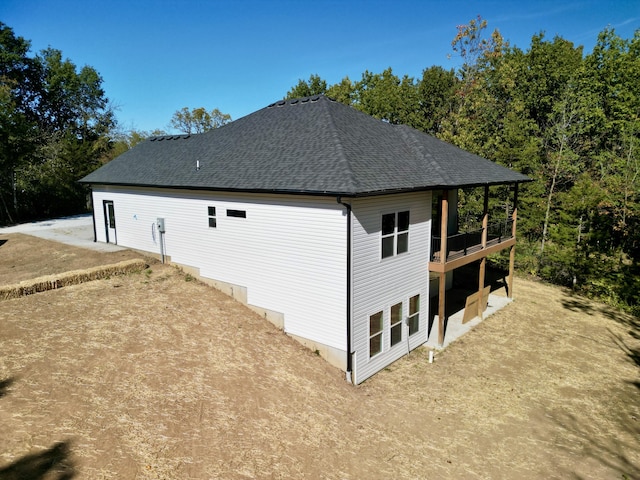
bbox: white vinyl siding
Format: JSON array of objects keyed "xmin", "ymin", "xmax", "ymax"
[
  {"xmin": 351, "ymin": 191, "xmax": 431, "ymax": 384},
  {"xmin": 91, "ymin": 186, "xmax": 347, "ymax": 351}
]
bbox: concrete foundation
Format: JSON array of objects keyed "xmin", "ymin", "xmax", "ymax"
[{"xmin": 287, "ymin": 333, "xmax": 347, "ymax": 371}]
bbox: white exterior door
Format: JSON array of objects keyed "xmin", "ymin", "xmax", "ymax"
[{"xmin": 103, "ymin": 200, "xmax": 117, "ymax": 244}]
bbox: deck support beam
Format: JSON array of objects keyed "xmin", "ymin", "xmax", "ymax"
[
  {"xmin": 508, "ymin": 184, "xmax": 519, "ymax": 298},
  {"xmin": 478, "ymin": 185, "xmax": 489, "ymax": 320},
  {"xmin": 437, "ymin": 190, "xmax": 449, "ymax": 346}
]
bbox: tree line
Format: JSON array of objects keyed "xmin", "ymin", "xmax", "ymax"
[{"xmin": 286, "ymin": 17, "xmax": 639, "ymax": 314}]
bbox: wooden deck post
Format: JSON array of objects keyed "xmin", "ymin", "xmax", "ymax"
[
  {"xmin": 478, "ymin": 185, "xmax": 489, "ymax": 319},
  {"xmin": 508, "ymin": 183, "xmax": 519, "ymax": 298},
  {"xmin": 438, "ymin": 190, "xmax": 449, "ymax": 345}
]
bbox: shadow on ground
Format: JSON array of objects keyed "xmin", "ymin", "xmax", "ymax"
[
  {"xmin": 0, "ymin": 378, "xmax": 15, "ymax": 398},
  {"xmin": 0, "ymin": 442, "xmax": 75, "ymax": 480},
  {"xmin": 546, "ymin": 409, "xmax": 640, "ymax": 480},
  {"xmin": 0, "ymin": 378, "xmax": 76, "ymax": 480},
  {"xmin": 552, "ymin": 290, "xmax": 640, "ymax": 477},
  {"xmin": 561, "ymin": 291, "xmax": 640, "ymax": 389}
]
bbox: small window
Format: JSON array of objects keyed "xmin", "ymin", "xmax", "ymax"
[
  {"xmin": 369, "ymin": 311, "xmax": 383, "ymax": 358},
  {"xmin": 227, "ymin": 209, "xmax": 247, "ymax": 218},
  {"xmin": 408, "ymin": 295, "xmax": 420, "ymax": 336},
  {"xmin": 208, "ymin": 206, "xmax": 216, "ymax": 228},
  {"xmin": 390, "ymin": 302, "xmax": 403, "ymax": 346},
  {"xmin": 381, "ymin": 211, "xmax": 410, "ymax": 259}
]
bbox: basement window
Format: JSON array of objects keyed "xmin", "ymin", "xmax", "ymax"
[
  {"xmin": 227, "ymin": 209, "xmax": 247, "ymax": 218},
  {"xmin": 381, "ymin": 211, "xmax": 410, "ymax": 259},
  {"xmin": 208, "ymin": 206, "xmax": 216, "ymax": 228}
]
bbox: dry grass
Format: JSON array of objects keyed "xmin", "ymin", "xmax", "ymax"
[{"xmin": 0, "ymin": 234, "xmax": 638, "ymax": 479}]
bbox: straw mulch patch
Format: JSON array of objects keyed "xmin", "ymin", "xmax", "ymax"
[
  {"xmin": 0, "ymin": 259, "xmax": 148, "ymax": 301},
  {"xmin": 0, "ymin": 236, "xmax": 638, "ymax": 479}
]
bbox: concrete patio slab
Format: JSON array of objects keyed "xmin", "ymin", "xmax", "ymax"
[{"xmin": 426, "ymin": 293, "xmax": 513, "ymax": 349}]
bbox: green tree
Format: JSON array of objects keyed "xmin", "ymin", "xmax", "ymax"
[
  {"xmin": 539, "ymin": 79, "xmax": 589, "ymax": 258},
  {"xmin": 415, "ymin": 66, "xmax": 457, "ymax": 134},
  {"xmin": 353, "ymin": 68, "xmax": 419, "ymax": 126},
  {"xmin": 0, "ymin": 23, "xmax": 39, "ymax": 223},
  {"xmin": 285, "ymin": 74, "xmax": 327, "ymax": 99},
  {"xmin": 169, "ymin": 107, "xmax": 231, "ymax": 135},
  {"xmin": 326, "ymin": 76, "xmax": 356, "ymax": 105},
  {"xmin": 440, "ymin": 16, "xmax": 510, "ymax": 153},
  {"xmin": 582, "ymin": 29, "xmax": 640, "ymax": 261},
  {"xmin": 107, "ymin": 128, "xmax": 151, "ymax": 160}
]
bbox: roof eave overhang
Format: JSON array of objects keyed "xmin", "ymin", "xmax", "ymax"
[{"xmin": 80, "ymin": 177, "xmax": 532, "ymax": 198}]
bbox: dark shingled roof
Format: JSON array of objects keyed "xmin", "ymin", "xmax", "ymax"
[{"xmin": 80, "ymin": 95, "xmax": 530, "ymax": 196}]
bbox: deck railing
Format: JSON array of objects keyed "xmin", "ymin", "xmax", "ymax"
[{"xmin": 430, "ymin": 219, "xmax": 514, "ymax": 262}]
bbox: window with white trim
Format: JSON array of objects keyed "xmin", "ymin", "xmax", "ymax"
[
  {"xmin": 369, "ymin": 311, "xmax": 383, "ymax": 358},
  {"xmin": 381, "ymin": 211, "xmax": 409, "ymax": 259},
  {"xmin": 208, "ymin": 206, "xmax": 216, "ymax": 228},
  {"xmin": 408, "ymin": 294, "xmax": 420, "ymax": 336}
]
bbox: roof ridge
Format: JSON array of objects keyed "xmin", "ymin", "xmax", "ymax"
[
  {"xmin": 321, "ymin": 97, "xmax": 360, "ymax": 193},
  {"xmin": 396, "ymin": 125, "xmax": 453, "ymax": 185},
  {"xmin": 267, "ymin": 94, "xmax": 326, "ymax": 109},
  {"xmin": 149, "ymin": 134, "xmax": 191, "ymax": 141}
]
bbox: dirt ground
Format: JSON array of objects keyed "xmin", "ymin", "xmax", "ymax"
[{"xmin": 0, "ymin": 234, "xmax": 638, "ymax": 479}]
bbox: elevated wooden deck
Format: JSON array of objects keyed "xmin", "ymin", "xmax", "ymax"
[{"xmin": 429, "ymin": 220, "xmax": 515, "ymax": 273}]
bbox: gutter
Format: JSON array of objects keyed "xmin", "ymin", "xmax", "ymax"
[{"xmin": 337, "ymin": 196, "xmax": 353, "ymax": 383}]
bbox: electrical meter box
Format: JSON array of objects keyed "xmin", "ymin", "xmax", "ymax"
[{"xmin": 157, "ymin": 218, "xmax": 166, "ymax": 233}]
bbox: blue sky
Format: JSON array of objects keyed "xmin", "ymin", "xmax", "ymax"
[{"xmin": 2, "ymin": 1, "xmax": 639, "ymax": 133}]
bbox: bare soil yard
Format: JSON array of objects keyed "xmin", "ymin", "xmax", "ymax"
[{"xmin": 0, "ymin": 233, "xmax": 638, "ymax": 479}]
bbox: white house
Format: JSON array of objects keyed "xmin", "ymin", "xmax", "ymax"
[{"xmin": 80, "ymin": 95, "xmax": 529, "ymax": 384}]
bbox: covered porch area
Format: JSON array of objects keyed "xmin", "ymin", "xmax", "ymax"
[{"xmin": 428, "ymin": 183, "xmax": 521, "ymax": 347}]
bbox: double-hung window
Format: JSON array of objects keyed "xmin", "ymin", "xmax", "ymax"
[
  {"xmin": 369, "ymin": 311, "xmax": 383, "ymax": 358},
  {"xmin": 381, "ymin": 211, "xmax": 409, "ymax": 259},
  {"xmin": 390, "ymin": 302, "xmax": 403, "ymax": 346},
  {"xmin": 408, "ymin": 294, "xmax": 420, "ymax": 336}
]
